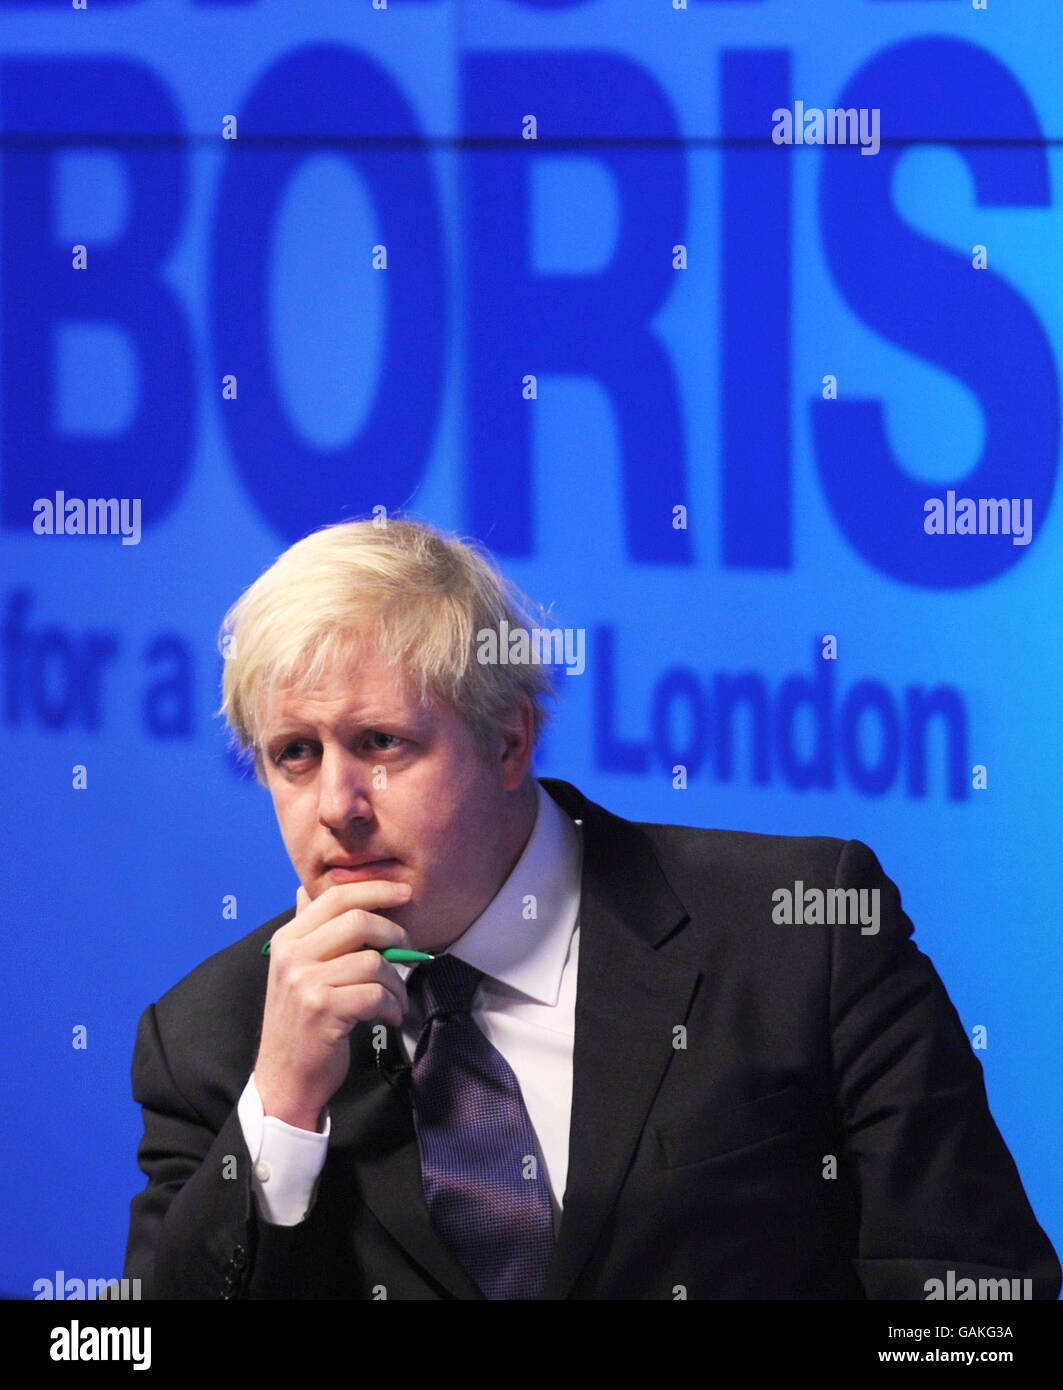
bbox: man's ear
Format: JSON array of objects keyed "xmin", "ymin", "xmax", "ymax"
[{"xmin": 499, "ymin": 697, "xmax": 535, "ymax": 791}]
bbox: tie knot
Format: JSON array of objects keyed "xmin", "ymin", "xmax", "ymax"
[{"xmin": 411, "ymin": 955, "xmax": 482, "ymax": 1021}]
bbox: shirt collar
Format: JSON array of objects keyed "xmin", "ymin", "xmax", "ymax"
[{"xmin": 401, "ymin": 779, "xmax": 580, "ymax": 1007}]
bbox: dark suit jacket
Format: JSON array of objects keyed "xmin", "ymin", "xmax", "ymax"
[{"xmin": 123, "ymin": 777, "xmax": 1060, "ymax": 1300}]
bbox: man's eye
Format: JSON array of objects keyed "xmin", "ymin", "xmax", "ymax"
[
  {"xmin": 368, "ymin": 732, "xmax": 403, "ymax": 751},
  {"xmin": 274, "ymin": 741, "xmax": 314, "ymax": 764}
]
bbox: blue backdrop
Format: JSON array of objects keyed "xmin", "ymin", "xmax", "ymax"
[{"xmin": 2, "ymin": 0, "xmax": 1060, "ymax": 1297}]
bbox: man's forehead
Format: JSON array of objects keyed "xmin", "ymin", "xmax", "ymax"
[{"xmin": 262, "ymin": 668, "xmax": 430, "ymax": 731}]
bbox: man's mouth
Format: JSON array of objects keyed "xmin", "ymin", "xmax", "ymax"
[{"xmin": 323, "ymin": 858, "xmax": 400, "ymax": 882}]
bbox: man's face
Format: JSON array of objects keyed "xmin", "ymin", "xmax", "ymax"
[{"xmin": 258, "ymin": 644, "xmax": 534, "ymax": 951}]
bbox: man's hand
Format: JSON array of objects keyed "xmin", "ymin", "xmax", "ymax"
[{"xmin": 254, "ymin": 880, "xmax": 413, "ymax": 1131}]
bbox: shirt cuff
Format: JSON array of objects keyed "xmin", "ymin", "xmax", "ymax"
[{"xmin": 237, "ymin": 1073, "xmax": 331, "ymax": 1227}]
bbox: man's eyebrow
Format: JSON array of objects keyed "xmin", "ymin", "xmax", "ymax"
[{"xmin": 263, "ymin": 710, "xmax": 429, "ymax": 741}]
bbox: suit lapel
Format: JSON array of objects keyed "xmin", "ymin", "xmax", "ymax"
[
  {"xmin": 538, "ymin": 779, "xmax": 700, "ymax": 1299},
  {"xmin": 329, "ymin": 1026, "xmax": 485, "ymax": 1299}
]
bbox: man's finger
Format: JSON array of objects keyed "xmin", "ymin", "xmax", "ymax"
[
  {"xmin": 286, "ymin": 880, "xmax": 412, "ymax": 940},
  {"xmin": 299, "ymin": 911, "xmax": 410, "ymax": 963}
]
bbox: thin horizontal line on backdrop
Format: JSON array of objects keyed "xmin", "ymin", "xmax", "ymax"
[{"xmin": 0, "ymin": 134, "xmax": 1058, "ymax": 149}]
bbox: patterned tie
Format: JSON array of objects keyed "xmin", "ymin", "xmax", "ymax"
[{"xmin": 408, "ymin": 954, "xmax": 554, "ymax": 1299}]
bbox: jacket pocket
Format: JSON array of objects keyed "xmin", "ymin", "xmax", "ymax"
[{"xmin": 654, "ymin": 1083, "xmax": 815, "ymax": 1168}]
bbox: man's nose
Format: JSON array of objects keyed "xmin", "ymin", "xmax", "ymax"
[{"xmin": 316, "ymin": 745, "xmax": 374, "ymax": 830}]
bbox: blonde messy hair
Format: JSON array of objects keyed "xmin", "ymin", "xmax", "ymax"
[{"xmin": 218, "ymin": 517, "xmax": 558, "ymax": 777}]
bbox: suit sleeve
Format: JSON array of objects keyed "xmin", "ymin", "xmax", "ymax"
[
  {"xmin": 828, "ymin": 839, "xmax": 1060, "ymax": 1300},
  {"xmin": 123, "ymin": 1002, "xmax": 316, "ymax": 1299}
]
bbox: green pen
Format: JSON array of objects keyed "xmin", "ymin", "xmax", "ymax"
[{"xmin": 261, "ymin": 940, "xmax": 433, "ymax": 963}]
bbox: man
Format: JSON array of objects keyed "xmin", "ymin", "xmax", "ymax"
[{"xmin": 124, "ymin": 518, "xmax": 1060, "ymax": 1300}]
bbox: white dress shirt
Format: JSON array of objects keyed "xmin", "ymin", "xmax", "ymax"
[{"xmin": 237, "ymin": 779, "xmax": 583, "ymax": 1232}]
